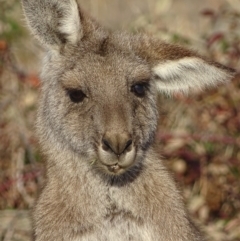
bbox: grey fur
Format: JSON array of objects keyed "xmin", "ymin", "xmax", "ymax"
[{"xmin": 21, "ymin": 0, "xmax": 235, "ymax": 240}]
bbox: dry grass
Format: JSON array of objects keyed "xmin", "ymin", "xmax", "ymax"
[{"xmin": 0, "ymin": 0, "xmax": 240, "ymax": 240}]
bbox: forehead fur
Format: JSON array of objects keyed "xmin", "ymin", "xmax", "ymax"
[{"xmin": 60, "ymin": 48, "xmax": 151, "ymax": 84}]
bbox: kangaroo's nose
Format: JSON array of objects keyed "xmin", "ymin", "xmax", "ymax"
[{"xmin": 102, "ymin": 132, "xmax": 132, "ymax": 156}]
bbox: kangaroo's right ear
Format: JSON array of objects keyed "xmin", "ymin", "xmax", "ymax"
[{"xmin": 22, "ymin": 0, "xmax": 83, "ymax": 49}]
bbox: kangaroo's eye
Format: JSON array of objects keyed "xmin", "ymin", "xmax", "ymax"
[
  {"xmin": 68, "ymin": 89, "xmax": 86, "ymax": 103},
  {"xmin": 131, "ymin": 83, "xmax": 149, "ymax": 97}
]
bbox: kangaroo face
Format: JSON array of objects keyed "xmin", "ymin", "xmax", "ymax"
[
  {"xmin": 40, "ymin": 46, "xmax": 158, "ymax": 176},
  {"xmin": 23, "ymin": 0, "xmax": 234, "ymax": 178}
]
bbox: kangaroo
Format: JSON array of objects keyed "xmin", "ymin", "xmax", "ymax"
[{"xmin": 21, "ymin": 0, "xmax": 235, "ymax": 240}]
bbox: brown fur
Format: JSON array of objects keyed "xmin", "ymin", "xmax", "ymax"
[{"xmin": 21, "ymin": 0, "xmax": 235, "ymax": 240}]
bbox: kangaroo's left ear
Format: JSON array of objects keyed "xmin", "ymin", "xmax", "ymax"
[{"xmin": 127, "ymin": 36, "xmax": 235, "ymax": 95}]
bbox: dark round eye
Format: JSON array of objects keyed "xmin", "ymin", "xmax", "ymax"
[
  {"xmin": 131, "ymin": 83, "xmax": 148, "ymax": 97},
  {"xmin": 68, "ymin": 89, "xmax": 86, "ymax": 103}
]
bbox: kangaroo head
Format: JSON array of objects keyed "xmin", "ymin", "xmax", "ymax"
[{"xmin": 22, "ymin": 0, "xmax": 234, "ymax": 176}]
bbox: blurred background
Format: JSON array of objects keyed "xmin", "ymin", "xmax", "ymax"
[{"xmin": 0, "ymin": 0, "xmax": 240, "ymax": 240}]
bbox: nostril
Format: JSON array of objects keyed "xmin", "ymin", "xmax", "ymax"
[
  {"xmin": 102, "ymin": 137, "xmax": 133, "ymax": 155},
  {"xmin": 102, "ymin": 139, "xmax": 112, "ymax": 152},
  {"xmin": 124, "ymin": 139, "xmax": 133, "ymax": 152}
]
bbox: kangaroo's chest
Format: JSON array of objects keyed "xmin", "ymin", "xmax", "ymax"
[
  {"xmin": 74, "ymin": 187, "xmax": 154, "ymax": 241},
  {"xmin": 74, "ymin": 212, "xmax": 154, "ymax": 241}
]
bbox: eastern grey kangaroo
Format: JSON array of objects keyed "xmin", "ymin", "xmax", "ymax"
[{"xmin": 21, "ymin": 0, "xmax": 235, "ymax": 240}]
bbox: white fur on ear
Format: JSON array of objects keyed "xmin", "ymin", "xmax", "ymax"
[
  {"xmin": 58, "ymin": 0, "xmax": 82, "ymax": 44},
  {"xmin": 22, "ymin": 0, "xmax": 83, "ymax": 48},
  {"xmin": 153, "ymin": 57, "xmax": 233, "ymax": 95}
]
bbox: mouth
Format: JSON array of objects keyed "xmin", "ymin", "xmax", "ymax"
[
  {"xmin": 96, "ymin": 146, "xmax": 137, "ymax": 176},
  {"xmin": 108, "ymin": 163, "xmax": 121, "ymax": 173},
  {"xmin": 105, "ymin": 163, "xmax": 130, "ymax": 175},
  {"xmin": 94, "ymin": 161, "xmax": 133, "ymax": 176},
  {"xmin": 99, "ymin": 157, "xmax": 144, "ymax": 184}
]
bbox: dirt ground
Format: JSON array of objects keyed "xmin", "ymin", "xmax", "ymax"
[{"xmin": 0, "ymin": 0, "xmax": 240, "ymax": 240}]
